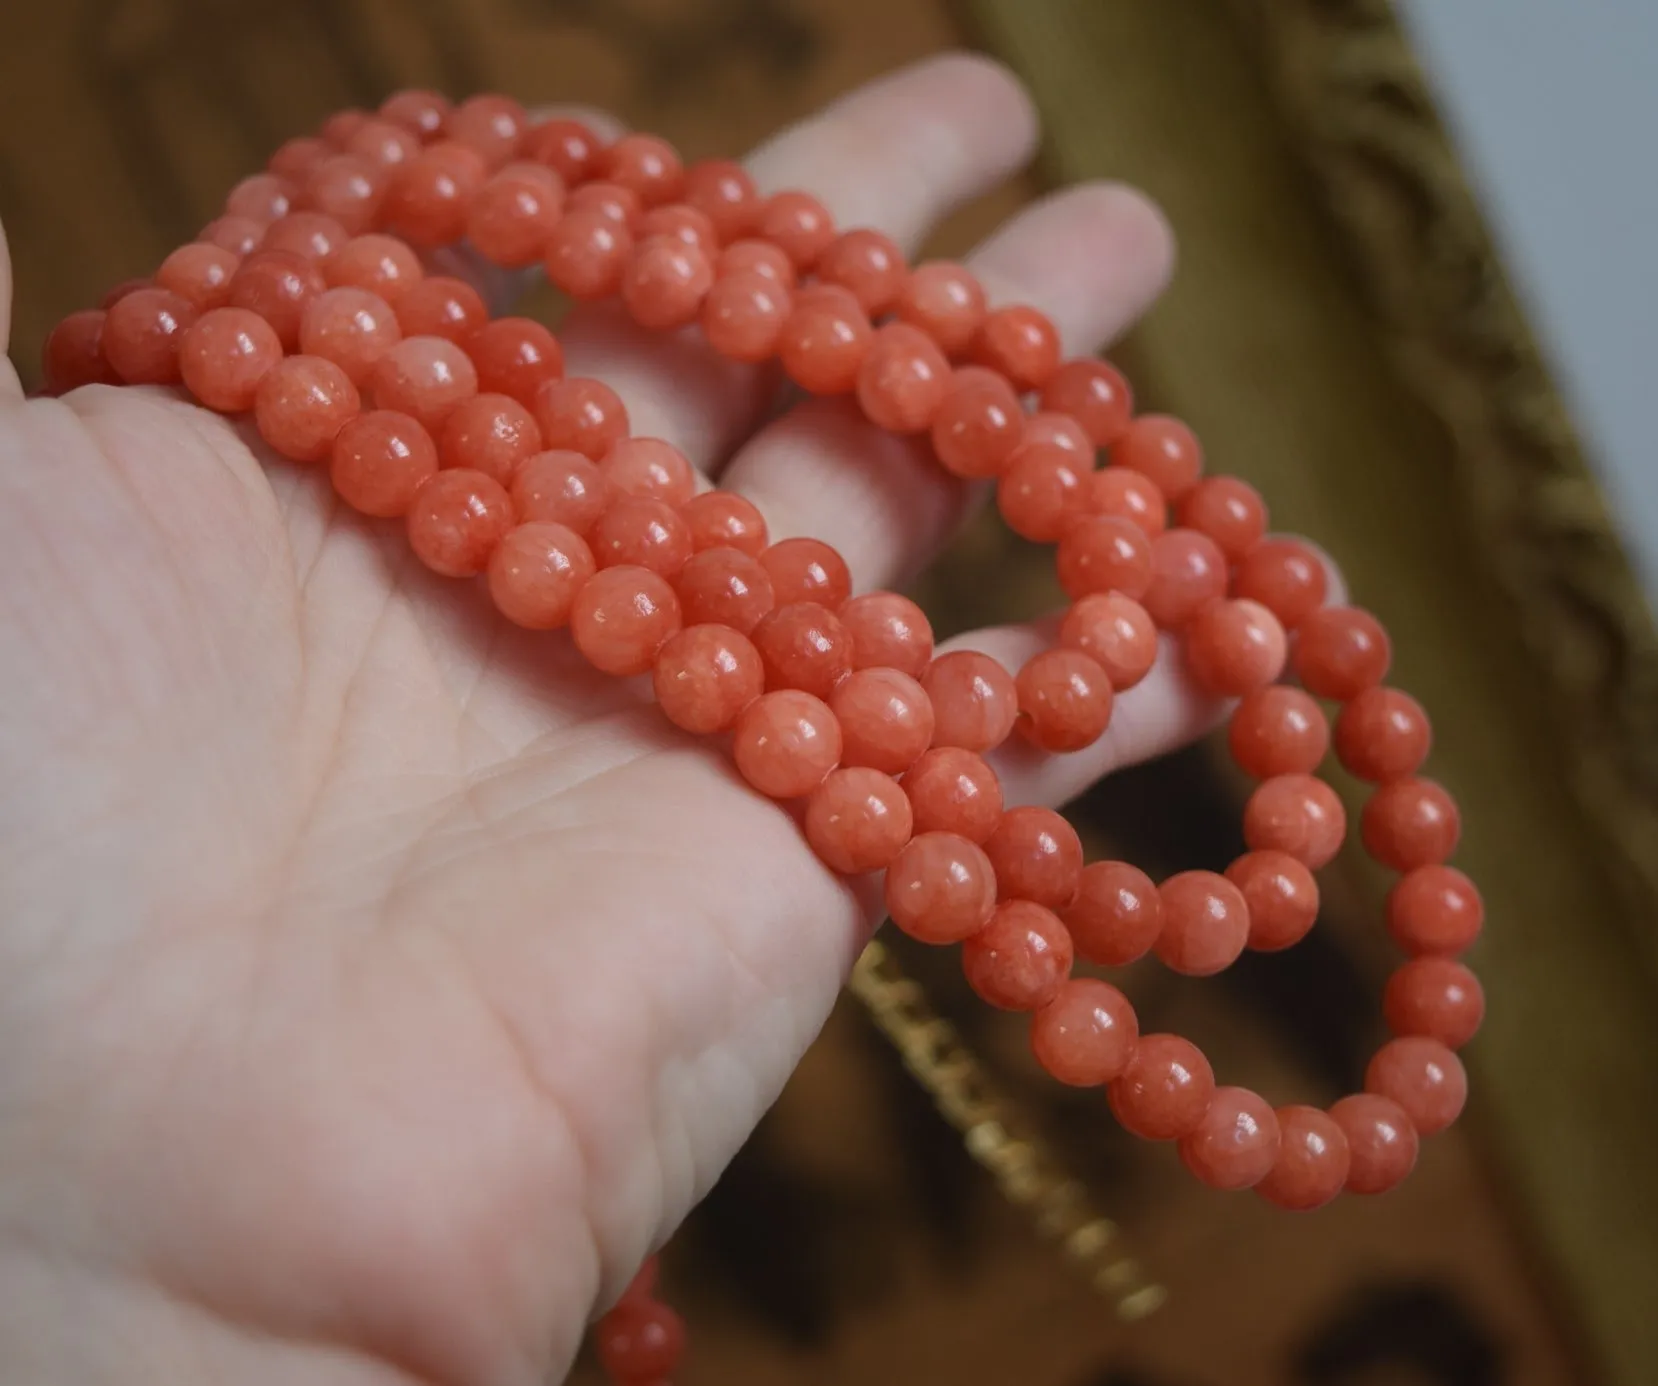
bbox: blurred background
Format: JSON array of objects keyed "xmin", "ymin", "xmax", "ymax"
[{"xmin": 4, "ymin": 2, "xmax": 1655, "ymax": 1385}]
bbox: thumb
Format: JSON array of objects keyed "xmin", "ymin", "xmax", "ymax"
[{"xmin": 1, "ymin": 213, "xmax": 20, "ymax": 399}]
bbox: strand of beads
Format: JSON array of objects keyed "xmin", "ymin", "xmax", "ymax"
[{"xmin": 41, "ymin": 89, "xmax": 1485, "ymax": 1375}]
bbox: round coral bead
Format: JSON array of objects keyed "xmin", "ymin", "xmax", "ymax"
[
  {"xmin": 445, "ymin": 94, "xmax": 527, "ymax": 168},
  {"xmin": 1015, "ymin": 648, "xmax": 1114, "ymax": 752},
  {"xmin": 406, "ymin": 468, "xmax": 514, "ymax": 577},
  {"xmin": 254, "ymin": 354, "xmax": 360, "ymax": 462},
  {"xmin": 330, "ymin": 410, "xmax": 439, "ymax": 517},
  {"xmin": 1113, "ymin": 414, "xmax": 1203, "ymax": 501},
  {"xmin": 567, "ymin": 180, "xmax": 643, "ymax": 229},
  {"xmin": 1293, "ymin": 606, "xmax": 1392, "ymax": 700},
  {"xmin": 1024, "ymin": 411, "xmax": 1092, "ymax": 457},
  {"xmin": 701, "ymin": 270, "xmax": 792, "ymax": 362},
  {"xmin": 923, "ymin": 650, "xmax": 1019, "ymax": 753},
  {"xmin": 731, "ymin": 689, "xmax": 843, "ymax": 799},
  {"xmin": 817, "ymin": 228, "xmax": 906, "ymax": 314},
  {"xmin": 840, "ymin": 592, "xmax": 934, "ymax": 679},
  {"xmin": 1055, "ymin": 516, "xmax": 1154, "ymax": 602},
  {"xmin": 931, "ymin": 374, "xmax": 1025, "ymax": 480},
  {"xmin": 1058, "ymin": 593, "xmax": 1159, "ymax": 691},
  {"xmin": 299, "ymin": 286, "xmax": 402, "ymax": 385},
  {"xmin": 532, "ymin": 377, "xmax": 629, "ymax": 460},
  {"xmin": 370, "ymin": 334, "xmax": 478, "ymax": 432},
  {"xmin": 998, "ymin": 442, "xmax": 1089, "ymax": 544},
  {"xmin": 344, "ymin": 118, "xmax": 421, "ymax": 172},
  {"xmin": 301, "ymin": 153, "xmax": 388, "ymax": 236},
  {"xmin": 379, "ymin": 89, "xmax": 450, "ymax": 140},
  {"xmin": 1183, "ymin": 599, "xmax": 1289, "ymax": 697},
  {"xmin": 1335, "ymin": 687, "xmax": 1432, "ymax": 783},
  {"xmin": 511, "ymin": 449, "xmax": 612, "ymax": 534},
  {"xmin": 595, "ymin": 1298, "xmax": 685, "ymax": 1383},
  {"xmin": 268, "ymin": 136, "xmax": 330, "ymax": 182},
  {"xmin": 467, "ymin": 318, "xmax": 564, "ymax": 408},
  {"xmin": 830, "ymin": 667, "xmax": 934, "ymax": 774},
  {"xmin": 1232, "ymin": 538, "xmax": 1329, "ymax": 628},
  {"xmin": 521, "ymin": 117, "xmax": 603, "ymax": 183},
  {"xmin": 682, "ymin": 492, "xmax": 769, "ymax": 556},
  {"xmin": 1179, "ymin": 476, "xmax": 1267, "ymax": 561},
  {"xmin": 652, "ymin": 623, "xmax": 765, "ymax": 735},
  {"xmin": 1155, "ymin": 871, "xmax": 1251, "ymax": 976},
  {"xmin": 778, "ymin": 285, "xmax": 873, "ymax": 395},
  {"xmin": 156, "ymin": 243, "xmax": 241, "ymax": 312},
  {"xmin": 1244, "ymin": 773, "xmax": 1347, "ymax": 869},
  {"xmin": 1144, "ymin": 529, "xmax": 1228, "ymax": 628},
  {"xmin": 486, "ymin": 522, "xmax": 596, "ymax": 630},
  {"xmin": 467, "ymin": 164, "xmax": 564, "ymax": 268},
  {"xmin": 225, "ymin": 170, "xmax": 295, "ymax": 219},
  {"xmin": 1384, "ymin": 956, "xmax": 1485, "ymax": 1049},
  {"xmin": 985, "ymin": 806, "xmax": 1083, "ymax": 910},
  {"xmin": 674, "ymin": 547, "xmax": 776, "ymax": 633},
  {"xmin": 1178, "ymin": 1087, "xmax": 1281, "ymax": 1190},
  {"xmin": 602, "ymin": 132, "xmax": 684, "ymax": 205},
  {"xmin": 41, "ymin": 311, "xmax": 118, "ymax": 393},
  {"xmin": 570, "ymin": 565, "xmax": 684, "ymax": 677},
  {"xmin": 1386, "ymin": 865, "xmax": 1483, "ymax": 956},
  {"xmin": 262, "ymin": 211, "xmax": 352, "ymax": 262},
  {"xmin": 1064, "ymin": 860, "xmax": 1162, "ymax": 967},
  {"xmin": 544, "ymin": 208, "xmax": 634, "ymax": 300},
  {"xmin": 622, "ymin": 237, "xmax": 715, "ymax": 330},
  {"xmin": 395, "ymin": 275, "xmax": 489, "ymax": 343},
  {"xmin": 438, "ymin": 393, "xmax": 541, "ymax": 486},
  {"xmin": 1040, "ymin": 358, "xmax": 1133, "ymax": 446},
  {"xmin": 884, "ymin": 832, "xmax": 998, "ymax": 945},
  {"xmin": 322, "ymin": 234, "xmax": 423, "ymax": 302},
  {"xmin": 229, "ymin": 249, "xmax": 326, "ymax": 351},
  {"xmin": 199, "ymin": 215, "xmax": 266, "ymax": 256},
  {"xmin": 1366, "ymin": 1036, "xmax": 1467, "ymax": 1135},
  {"xmin": 1228, "ymin": 686, "xmax": 1330, "ymax": 779},
  {"xmin": 973, "ymin": 304, "xmax": 1061, "ymax": 390},
  {"xmin": 683, "ymin": 158, "xmax": 759, "ymax": 240},
  {"xmin": 805, "ymin": 767, "xmax": 914, "ymax": 874},
  {"xmin": 752, "ymin": 601, "xmax": 853, "ymax": 699},
  {"xmin": 1361, "ymin": 778, "xmax": 1461, "ymax": 871},
  {"xmin": 103, "ymin": 287, "xmax": 196, "ymax": 384},
  {"xmin": 717, "ymin": 238, "xmax": 796, "ymax": 286},
  {"xmin": 1255, "ymin": 1106, "xmax": 1350, "ymax": 1211},
  {"xmin": 1330, "ymin": 1094, "xmax": 1419, "ymax": 1194},
  {"xmin": 1031, "ymin": 978, "xmax": 1139, "ymax": 1086},
  {"xmin": 757, "ymin": 190, "xmax": 835, "ymax": 268},
  {"xmin": 320, "ymin": 108, "xmax": 371, "ymax": 148},
  {"xmin": 1089, "ymin": 467, "xmax": 1167, "ymax": 538},
  {"xmin": 857, "ymin": 323, "xmax": 952, "ymax": 435},
  {"xmin": 1225, "ymin": 850, "xmax": 1320, "ymax": 952},
  {"xmin": 590, "ymin": 497, "xmax": 694, "ymax": 578},
  {"xmin": 895, "ymin": 261, "xmax": 986, "ymax": 355},
  {"xmin": 1109, "ymin": 1034, "xmax": 1216, "ymax": 1141},
  {"xmin": 759, "ymin": 537, "xmax": 851, "ymax": 610},
  {"xmin": 600, "ymin": 437, "xmax": 695, "ymax": 507},
  {"xmin": 383, "ymin": 143, "xmax": 489, "ymax": 247},
  {"xmin": 178, "ymin": 307, "xmax": 283, "ymax": 412},
  {"xmin": 901, "ymin": 747, "xmax": 1003, "ymax": 843},
  {"xmin": 963, "ymin": 900, "xmax": 1074, "ymax": 1011}
]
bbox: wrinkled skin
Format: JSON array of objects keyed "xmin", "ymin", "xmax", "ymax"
[{"xmin": 0, "ymin": 55, "xmax": 1210, "ymax": 1386}]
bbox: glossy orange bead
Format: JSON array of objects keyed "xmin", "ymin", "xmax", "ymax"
[
  {"xmin": 370, "ymin": 334, "xmax": 478, "ymax": 432},
  {"xmin": 1023, "ymin": 411, "xmax": 1092, "ymax": 457},
  {"xmin": 1039, "ymin": 358, "xmax": 1133, "ymax": 446},
  {"xmin": 590, "ymin": 497, "xmax": 694, "ymax": 578},
  {"xmin": 1386, "ymin": 865, "xmax": 1483, "ymax": 956},
  {"xmin": 445, "ymin": 94, "xmax": 528, "ymax": 169},
  {"xmin": 264, "ymin": 212, "xmax": 352, "ymax": 264},
  {"xmin": 596, "ymin": 1296, "xmax": 686, "ymax": 1382},
  {"xmin": 1225, "ymin": 850, "xmax": 1320, "ymax": 952},
  {"xmin": 199, "ymin": 215, "xmax": 265, "ymax": 256},
  {"xmin": 884, "ymin": 831, "xmax": 998, "ymax": 945},
  {"xmin": 300, "ymin": 153, "xmax": 387, "ymax": 236},
  {"xmin": 323, "ymin": 235, "xmax": 423, "ymax": 305},
  {"xmin": 601, "ymin": 132, "xmax": 684, "ymax": 205},
  {"xmin": 1056, "ymin": 593, "xmax": 1158, "ymax": 693},
  {"xmin": 1155, "ymin": 871, "xmax": 1250, "ymax": 976},
  {"xmin": 1089, "ymin": 466, "xmax": 1168, "ymax": 537},
  {"xmin": 268, "ymin": 136, "xmax": 330, "ymax": 182},
  {"xmin": 963, "ymin": 900, "xmax": 1074, "ymax": 1011},
  {"xmin": 683, "ymin": 158, "xmax": 759, "ymax": 240},
  {"xmin": 930, "ymin": 375, "xmax": 1024, "ymax": 479},
  {"xmin": 829, "ymin": 668, "xmax": 934, "ymax": 774},
  {"xmin": 817, "ymin": 227, "xmax": 906, "ymax": 314},
  {"xmin": 41, "ymin": 311, "xmax": 118, "ymax": 393},
  {"xmin": 1179, "ymin": 476, "xmax": 1267, "ymax": 561},
  {"xmin": 901, "ymin": 747, "xmax": 1003, "ymax": 843},
  {"xmin": 1015, "ymin": 648, "xmax": 1114, "ymax": 753},
  {"xmin": 330, "ymin": 409, "xmax": 439, "ymax": 517},
  {"xmin": 1184, "ymin": 599, "xmax": 1288, "ymax": 697},
  {"xmin": 895, "ymin": 261, "xmax": 986, "ymax": 355},
  {"xmin": 923, "ymin": 650, "xmax": 1019, "ymax": 753},
  {"xmin": 985, "ymin": 805, "xmax": 1083, "ymax": 910},
  {"xmin": 570, "ymin": 565, "xmax": 684, "ymax": 677},
  {"xmin": 652, "ymin": 623, "xmax": 765, "ymax": 735},
  {"xmin": 752, "ymin": 601, "xmax": 853, "ymax": 699},
  {"xmin": 1366, "ymin": 1036, "xmax": 1466, "ymax": 1135},
  {"xmin": 997, "ymin": 441, "xmax": 1087, "ymax": 543},
  {"xmin": 973, "ymin": 303, "xmax": 1060, "ymax": 391},
  {"xmin": 565, "ymin": 181, "xmax": 641, "ymax": 231},
  {"xmin": 544, "ymin": 208, "xmax": 634, "ymax": 300},
  {"xmin": 438, "ymin": 393, "xmax": 541, "ymax": 486},
  {"xmin": 674, "ymin": 547, "xmax": 776, "ymax": 633},
  {"xmin": 467, "ymin": 164, "xmax": 564, "ymax": 268},
  {"xmin": 102, "ymin": 288, "xmax": 196, "ymax": 384},
  {"xmin": 731, "ymin": 689, "xmax": 842, "ymax": 799},
  {"xmin": 701, "ymin": 270, "xmax": 792, "ymax": 362},
  {"xmin": 757, "ymin": 190, "xmax": 835, "ymax": 268},
  {"xmin": 342, "ymin": 119, "xmax": 421, "ymax": 173},
  {"xmin": 1055, "ymin": 515, "xmax": 1153, "ymax": 602},
  {"xmin": 840, "ymin": 592, "xmax": 934, "ymax": 679},
  {"xmin": 639, "ymin": 203, "xmax": 715, "ymax": 252},
  {"xmin": 321, "ymin": 108, "xmax": 371, "ymax": 148},
  {"xmin": 1232, "ymin": 538, "xmax": 1329, "ymax": 629},
  {"xmin": 379, "ymin": 89, "xmax": 451, "ymax": 140},
  {"xmin": 532, "ymin": 377, "xmax": 629, "ymax": 460},
  {"xmin": 805, "ymin": 767, "xmax": 914, "ymax": 875},
  {"xmin": 1255, "ymin": 1106, "xmax": 1350, "ymax": 1211},
  {"xmin": 857, "ymin": 322, "xmax": 952, "ymax": 435},
  {"xmin": 1330, "ymin": 1093, "xmax": 1418, "ymax": 1195},
  {"xmin": 1113, "ymin": 414, "xmax": 1203, "ymax": 501},
  {"xmin": 229, "ymin": 249, "xmax": 327, "ymax": 351},
  {"xmin": 621, "ymin": 238, "xmax": 714, "ymax": 330},
  {"xmin": 1293, "ymin": 606, "xmax": 1391, "ymax": 700},
  {"xmin": 405, "ymin": 468, "xmax": 514, "ymax": 577},
  {"xmin": 1031, "ymin": 978, "xmax": 1139, "ymax": 1086},
  {"xmin": 254, "ymin": 354, "xmax": 360, "ymax": 462},
  {"xmin": 717, "ymin": 237, "xmax": 796, "ymax": 286},
  {"xmin": 1244, "ymin": 773, "xmax": 1347, "ymax": 869},
  {"xmin": 299, "ymin": 286, "xmax": 402, "ymax": 385},
  {"xmin": 466, "ymin": 317, "xmax": 563, "ymax": 408},
  {"xmin": 1384, "ymin": 957, "xmax": 1485, "ymax": 1049},
  {"xmin": 1362, "ymin": 778, "xmax": 1460, "ymax": 872},
  {"xmin": 521, "ymin": 117, "xmax": 603, "ymax": 183},
  {"xmin": 1144, "ymin": 528, "xmax": 1228, "ymax": 628},
  {"xmin": 156, "ymin": 243, "xmax": 240, "ymax": 312},
  {"xmin": 486, "ymin": 522, "xmax": 596, "ymax": 630},
  {"xmin": 1178, "ymin": 1087, "xmax": 1281, "ymax": 1190},
  {"xmin": 384, "ymin": 142, "xmax": 489, "ymax": 246},
  {"xmin": 1227, "ymin": 686, "xmax": 1329, "ymax": 779},
  {"xmin": 1064, "ymin": 860, "xmax": 1162, "ymax": 966},
  {"xmin": 511, "ymin": 449, "xmax": 612, "ymax": 535},
  {"xmin": 594, "ymin": 437, "xmax": 692, "ymax": 509},
  {"xmin": 177, "ymin": 307, "xmax": 283, "ymax": 412},
  {"xmin": 759, "ymin": 537, "xmax": 851, "ymax": 610},
  {"xmin": 778, "ymin": 285, "xmax": 873, "ymax": 394},
  {"xmin": 679, "ymin": 492, "xmax": 767, "ymax": 556},
  {"xmin": 1335, "ymin": 686, "xmax": 1431, "ymax": 783},
  {"xmin": 1109, "ymin": 1034, "xmax": 1216, "ymax": 1141}
]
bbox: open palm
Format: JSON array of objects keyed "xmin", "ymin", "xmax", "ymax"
[{"xmin": 0, "ymin": 56, "xmax": 1203, "ymax": 1386}]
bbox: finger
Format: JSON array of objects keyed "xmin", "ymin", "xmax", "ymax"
[
  {"xmin": 1, "ymin": 213, "xmax": 21, "ymax": 399},
  {"xmin": 556, "ymin": 53, "xmax": 1040, "ymax": 466},
  {"xmin": 720, "ymin": 181, "xmax": 1175, "ymax": 590}
]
